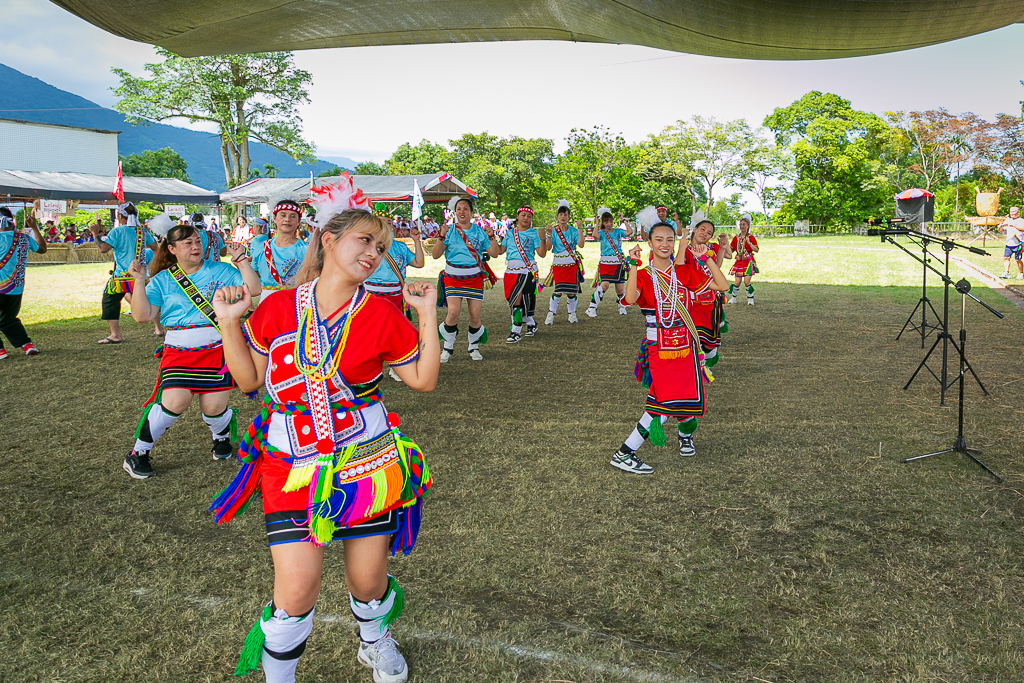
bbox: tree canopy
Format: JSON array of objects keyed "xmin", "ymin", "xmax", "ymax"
[
  {"xmin": 112, "ymin": 50, "xmax": 315, "ymax": 189},
  {"xmin": 119, "ymin": 147, "xmax": 190, "ymax": 183}
]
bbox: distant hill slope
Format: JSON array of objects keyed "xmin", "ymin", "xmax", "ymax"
[{"xmin": 0, "ymin": 63, "xmax": 355, "ymax": 191}]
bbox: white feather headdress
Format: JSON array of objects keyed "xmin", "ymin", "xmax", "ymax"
[
  {"xmin": 266, "ymin": 191, "xmax": 302, "ymax": 214},
  {"xmin": 307, "ymin": 173, "xmax": 371, "ymax": 229},
  {"xmin": 740, "ymin": 213, "xmax": 752, "ymax": 223},
  {"xmin": 148, "ymin": 213, "xmax": 175, "ymax": 238},
  {"xmin": 557, "ymin": 199, "xmax": 571, "ymax": 212},
  {"xmin": 596, "ymin": 206, "xmax": 611, "ymax": 218},
  {"xmin": 448, "ymin": 195, "xmax": 473, "ymax": 213},
  {"xmin": 636, "ymin": 206, "xmax": 661, "ymax": 231},
  {"xmin": 688, "ymin": 209, "xmax": 707, "ymax": 231}
]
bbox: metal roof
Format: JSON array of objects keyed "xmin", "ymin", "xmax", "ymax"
[
  {"xmin": 219, "ymin": 173, "xmax": 476, "ymax": 204},
  {"xmin": 0, "ymin": 169, "xmax": 219, "ymax": 203},
  {"xmin": 49, "ymin": 0, "xmax": 1024, "ymax": 61},
  {"xmin": 0, "ymin": 118, "xmax": 121, "ymax": 136}
]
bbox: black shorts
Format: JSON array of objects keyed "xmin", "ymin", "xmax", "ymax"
[
  {"xmin": 265, "ymin": 509, "xmax": 399, "ymax": 546},
  {"xmin": 101, "ymin": 289, "xmax": 126, "ymax": 320}
]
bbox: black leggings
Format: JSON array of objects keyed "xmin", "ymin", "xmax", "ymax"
[{"xmin": 0, "ymin": 294, "xmax": 30, "ymax": 349}]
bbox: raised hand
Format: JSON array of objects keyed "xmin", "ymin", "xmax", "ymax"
[
  {"xmin": 211, "ymin": 285, "xmax": 252, "ymax": 322},
  {"xmin": 127, "ymin": 259, "xmax": 147, "ymax": 280},
  {"xmin": 403, "ymin": 281, "xmax": 437, "ymax": 314},
  {"xmin": 629, "ymin": 244, "xmax": 643, "ymax": 261},
  {"xmin": 717, "ymin": 233, "xmax": 728, "ymax": 246},
  {"xmin": 672, "ymin": 211, "xmax": 679, "ymax": 224},
  {"xmin": 226, "ymin": 241, "xmax": 247, "ymax": 260},
  {"xmin": 410, "ymin": 225, "xmax": 421, "ymax": 240}
]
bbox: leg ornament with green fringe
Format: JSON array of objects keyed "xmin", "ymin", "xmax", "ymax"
[{"xmin": 234, "ymin": 601, "xmax": 315, "ymax": 680}]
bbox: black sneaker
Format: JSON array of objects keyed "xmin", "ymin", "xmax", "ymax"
[
  {"xmin": 212, "ymin": 437, "xmax": 234, "ymax": 460},
  {"xmin": 610, "ymin": 448, "xmax": 654, "ymax": 475},
  {"xmin": 525, "ymin": 325, "xmax": 538, "ymax": 337},
  {"xmin": 505, "ymin": 332, "xmax": 522, "ymax": 344},
  {"xmin": 678, "ymin": 434, "xmax": 696, "ymax": 457},
  {"xmin": 123, "ymin": 450, "xmax": 155, "ymax": 479}
]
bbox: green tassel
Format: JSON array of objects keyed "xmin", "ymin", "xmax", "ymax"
[
  {"xmin": 720, "ymin": 320, "xmax": 729, "ymax": 334},
  {"xmin": 234, "ymin": 603, "xmax": 272, "ymax": 676},
  {"xmin": 649, "ymin": 416, "xmax": 666, "ymax": 447},
  {"xmin": 229, "ymin": 410, "xmax": 238, "ymax": 443},
  {"xmin": 747, "ymin": 285, "xmax": 754, "ymax": 294},
  {"xmin": 705, "ymin": 352, "xmax": 719, "ymax": 368},
  {"xmin": 678, "ymin": 417, "xmax": 699, "ymax": 435},
  {"xmin": 512, "ymin": 309, "xmax": 522, "ymax": 325},
  {"xmin": 380, "ymin": 576, "xmax": 405, "ymax": 629},
  {"xmin": 134, "ymin": 403, "xmax": 155, "ymax": 440},
  {"xmin": 478, "ymin": 328, "xmax": 488, "ymax": 345},
  {"xmin": 728, "ymin": 284, "xmax": 735, "ymax": 296}
]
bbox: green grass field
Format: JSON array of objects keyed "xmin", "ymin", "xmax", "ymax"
[{"xmin": 4, "ymin": 236, "xmax": 1024, "ymax": 682}]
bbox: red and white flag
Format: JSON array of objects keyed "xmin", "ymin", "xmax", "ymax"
[{"xmin": 113, "ymin": 161, "xmax": 125, "ymax": 203}]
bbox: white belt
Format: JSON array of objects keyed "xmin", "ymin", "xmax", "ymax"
[
  {"xmin": 552, "ymin": 253, "xmax": 577, "ymax": 266},
  {"xmin": 365, "ymin": 282, "xmax": 402, "ymax": 294},
  {"xmin": 165, "ymin": 326, "xmax": 221, "ymax": 348},
  {"xmin": 599, "ymin": 256, "xmax": 623, "ymax": 265},
  {"xmin": 445, "ymin": 263, "xmax": 481, "ymax": 276},
  {"xmin": 504, "ymin": 261, "xmax": 531, "ymax": 275}
]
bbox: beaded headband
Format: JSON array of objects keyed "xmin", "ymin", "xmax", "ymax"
[
  {"xmin": 273, "ymin": 201, "xmax": 303, "ymax": 215},
  {"xmin": 516, "ymin": 206, "xmax": 534, "ymax": 216}
]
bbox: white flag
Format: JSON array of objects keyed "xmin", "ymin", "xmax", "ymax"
[{"xmin": 411, "ymin": 179, "xmax": 424, "ymax": 221}]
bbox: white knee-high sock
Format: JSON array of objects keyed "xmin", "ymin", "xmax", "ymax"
[
  {"xmin": 567, "ymin": 296, "xmax": 578, "ymax": 314},
  {"xmin": 134, "ymin": 405, "xmax": 181, "ymax": 452},
  {"xmin": 548, "ymin": 295, "xmax": 561, "ymax": 314},
  {"xmin": 590, "ymin": 287, "xmax": 605, "ymax": 308},
  {"xmin": 439, "ymin": 323, "xmax": 458, "ymax": 351},
  {"xmin": 467, "ymin": 325, "xmax": 486, "ymax": 350},
  {"xmin": 350, "ymin": 576, "xmax": 404, "ymax": 644},
  {"xmin": 623, "ymin": 412, "xmax": 667, "ymax": 451},
  {"xmin": 526, "ymin": 316, "xmax": 535, "ymax": 327},
  {"xmin": 202, "ymin": 407, "xmax": 234, "ymax": 439},
  {"xmin": 261, "ymin": 603, "xmax": 315, "ymax": 683}
]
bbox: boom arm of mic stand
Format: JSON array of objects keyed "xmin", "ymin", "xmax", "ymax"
[{"xmin": 959, "ymin": 286, "xmax": 1004, "ymax": 319}]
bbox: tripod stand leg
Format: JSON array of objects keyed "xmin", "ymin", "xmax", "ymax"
[
  {"xmin": 904, "ymin": 333, "xmax": 944, "ymax": 391},
  {"xmin": 900, "ymin": 447, "xmax": 954, "ymax": 463},
  {"xmin": 944, "ymin": 338, "xmax": 989, "ymax": 395},
  {"xmin": 963, "ymin": 450, "xmax": 1003, "ymax": 483}
]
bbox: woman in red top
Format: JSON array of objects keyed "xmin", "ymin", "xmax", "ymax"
[
  {"xmin": 609, "ymin": 214, "xmax": 728, "ymax": 475},
  {"xmin": 728, "ymin": 213, "xmax": 760, "ymax": 305},
  {"xmin": 210, "ymin": 176, "xmax": 440, "ymax": 683},
  {"xmin": 680, "ymin": 213, "xmax": 732, "ymax": 368}
]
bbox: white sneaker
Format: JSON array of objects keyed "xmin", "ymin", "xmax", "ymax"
[
  {"xmin": 747, "ymin": 298, "xmax": 754, "ymax": 306},
  {"xmin": 585, "ymin": 307, "xmax": 598, "ymax": 318},
  {"xmin": 727, "ymin": 296, "xmax": 736, "ymax": 304},
  {"xmin": 358, "ymin": 634, "xmax": 409, "ymax": 683},
  {"xmin": 469, "ymin": 349, "xmax": 483, "ymax": 361},
  {"xmin": 618, "ymin": 305, "xmax": 628, "ymax": 315},
  {"xmin": 440, "ymin": 349, "xmax": 452, "ymax": 364},
  {"xmin": 1017, "ymin": 273, "xmax": 1024, "ymax": 280},
  {"xmin": 567, "ymin": 313, "xmax": 578, "ymax": 323},
  {"xmin": 388, "ymin": 368, "xmax": 403, "ymax": 383},
  {"xmin": 610, "ymin": 448, "xmax": 654, "ymax": 475},
  {"xmin": 544, "ymin": 311, "xmax": 555, "ymax": 325}
]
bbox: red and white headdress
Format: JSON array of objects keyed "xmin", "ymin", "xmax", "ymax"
[
  {"xmin": 306, "ymin": 173, "xmax": 371, "ymax": 229},
  {"xmin": 516, "ymin": 205, "xmax": 534, "ymax": 217}
]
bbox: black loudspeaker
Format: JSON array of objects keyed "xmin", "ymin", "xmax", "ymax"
[{"xmin": 895, "ymin": 195, "xmax": 935, "ymax": 223}]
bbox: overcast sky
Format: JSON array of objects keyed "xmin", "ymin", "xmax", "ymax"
[{"xmin": 2, "ymin": 0, "xmax": 1024, "ymax": 165}]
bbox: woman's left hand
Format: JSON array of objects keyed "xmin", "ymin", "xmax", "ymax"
[
  {"xmin": 403, "ymin": 281, "xmax": 437, "ymax": 313},
  {"xmin": 226, "ymin": 241, "xmax": 247, "ymax": 259}
]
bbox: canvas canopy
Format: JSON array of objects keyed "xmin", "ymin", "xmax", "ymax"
[
  {"xmin": 219, "ymin": 173, "xmax": 476, "ymax": 205},
  {"xmin": 0, "ymin": 169, "xmax": 219, "ymax": 203},
  {"xmin": 49, "ymin": 0, "xmax": 1024, "ymax": 61}
]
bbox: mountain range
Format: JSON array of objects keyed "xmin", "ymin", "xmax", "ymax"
[{"xmin": 0, "ymin": 62, "xmax": 358, "ymax": 191}]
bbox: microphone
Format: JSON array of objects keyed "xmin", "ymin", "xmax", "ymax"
[
  {"xmin": 968, "ymin": 245, "xmax": 988, "ymax": 256},
  {"xmin": 867, "ymin": 228, "xmax": 880, "ymax": 236}
]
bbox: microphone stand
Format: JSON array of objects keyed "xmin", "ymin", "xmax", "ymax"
[
  {"xmin": 895, "ymin": 231, "xmax": 942, "ymax": 348},
  {"xmin": 900, "ymin": 279, "xmax": 1003, "ymax": 482},
  {"xmin": 868, "ymin": 227, "xmax": 996, "ymax": 404}
]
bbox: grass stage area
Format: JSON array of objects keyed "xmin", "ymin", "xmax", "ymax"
[{"xmin": 4, "ymin": 236, "xmax": 1024, "ymax": 682}]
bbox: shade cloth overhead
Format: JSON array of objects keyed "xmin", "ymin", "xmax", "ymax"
[
  {"xmin": 220, "ymin": 173, "xmax": 476, "ymax": 204},
  {"xmin": 49, "ymin": 0, "xmax": 1024, "ymax": 61},
  {"xmin": 0, "ymin": 169, "xmax": 219, "ymax": 203}
]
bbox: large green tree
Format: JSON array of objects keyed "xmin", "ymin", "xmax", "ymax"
[
  {"xmin": 550, "ymin": 126, "xmax": 637, "ymax": 218},
  {"xmin": 112, "ymin": 50, "xmax": 315, "ymax": 189},
  {"xmin": 119, "ymin": 147, "xmax": 190, "ymax": 183},
  {"xmin": 765, "ymin": 92, "xmax": 892, "ymax": 228},
  {"xmin": 447, "ymin": 133, "xmax": 553, "ymax": 215},
  {"xmin": 384, "ymin": 140, "xmax": 450, "ymax": 175}
]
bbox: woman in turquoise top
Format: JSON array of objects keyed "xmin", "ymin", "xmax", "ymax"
[
  {"xmin": 496, "ymin": 205, "xmax": 547, "ymax": 343},
  {"xmin": 251, "ymin": 199, "xmax": 309, "ymax": 292},
  {"xmin": 431, "ymin": 195, "xmax": 496, "ymax": 362},
  {"xmin": 119, "ymin": 222, "xmax": 261, "ymax": 480}
]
